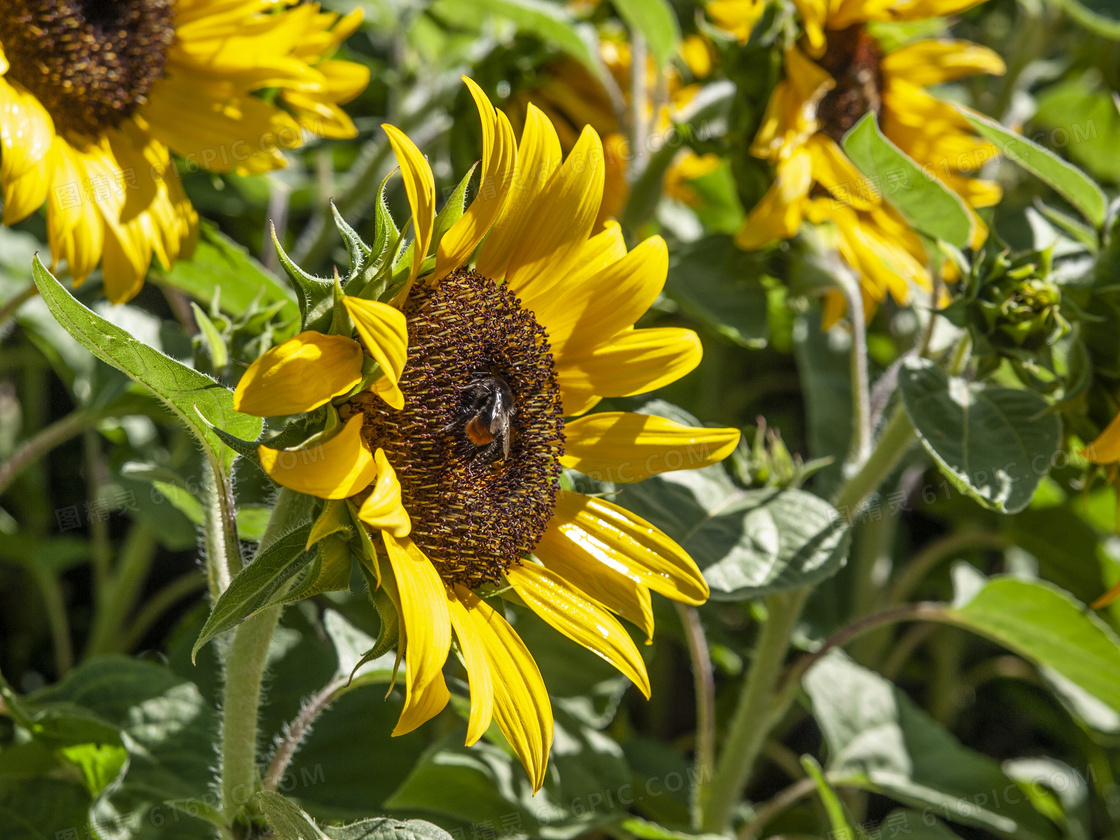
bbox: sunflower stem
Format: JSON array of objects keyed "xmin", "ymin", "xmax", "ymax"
[
  {"xmin": 676, "ymin": 603, "xmax": 715, "ymax": 830},
  {"xmin": 218, "ymin": 488, "xmax": 308, "ymax": 828},
  {"xmin": 699, "ymin": 588, "xmax": 809, "ymax": 833},
  {"xmin": 700, "ymin": 402, "xmax": 920, "ymax": 833}
]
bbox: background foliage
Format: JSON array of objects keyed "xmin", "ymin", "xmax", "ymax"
[{"xmin": 4, "ymin": 0, "xmax": 1120, "ymax": 839}]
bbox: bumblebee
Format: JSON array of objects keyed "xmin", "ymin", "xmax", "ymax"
[{"xmin": 455, "ymin": 373, "xmax": 515, "ymax": 462}]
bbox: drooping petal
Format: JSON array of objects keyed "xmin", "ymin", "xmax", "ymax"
[
  {"xmin": 556, "ymin": 328, "xmax": 702, "ymax": 417},
  {"xmin": 475, "ymin": 103, "xmax": 563, "ymax": 280},
  {"xmin": 454, "ymin": 585, "xmax": 553, "ymax": 792},
  {"xmin": 258, "ymin": 413, "xmax": 376, "ymax": 500},
  {"xmin": 880, "ymin": 40, "xmax": 1006, "ymax": 87},
  {"xmin": 342, "ymin": 296, "xmax": 408, "ymax": 409},
  {"xmin": 535, "ymin": 547, "xmax": 655, "ymax": 642},
  {"xmin": 561, "ymin": 412, "xmax": 740, "ymax": 483},
  {"xmin": 433, "ymin": 78, "xmax": 517, "ymax": 278},
  {"xmin": 1083, "ymin": 413, "xmax": 1120, "ymax": 465},
  {"xmin": 446, "ymin": 589, "xmax": 495, "ymax": 745},
  {"xmin": 506, "ymin": 563, "xmax": 651, "ymax": 698},
  {"xmin": 0, "ymin": 76, "xmax": 54, "ymax": 183},
  {"xmin": 234, "ymin": 331, "xmax": 364, "ymax": 416},
  {"xmin": 382, "ymin": 532, "xmax": 453, "ymax": 736},
  {"xmin": 542, "ymin": 491, "xmax": 709, "ymax": 606},
  {"xmin": 47, "ymin": 140, "xmax": 105, "ymax": 285},
  {"xmin": 806, "ymin": 134, "xmax": 880, "ymax": 211},
  {"xmin": 734, "ymin": 147, "xmax": 813, "ymax": 250},
  {"xmin": 358, "ymin": 449, "xmax": 412, "ymax": 537},
  {"xmin": 383, "ymin": 123, "xmax": 436, "ymax": 285}
]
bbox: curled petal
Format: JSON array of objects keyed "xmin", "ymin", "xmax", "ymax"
[
  {"xmin": 343, "ymin": 296, "xmax": 408, "ymax": 409},
  {"xmin": 234, "ymin": 331, "xmax": 363, "ymax": 417},
  {"xmin": 384, "ymin": 124, "xmax": 436, "ymax": 285},
  {"xmin": 258, "ymin": 414, "xmax": 376, "ymax": 500},
  {"xmin": 359, "ymin": 449, "xmax": 412, "ymax": 537}
]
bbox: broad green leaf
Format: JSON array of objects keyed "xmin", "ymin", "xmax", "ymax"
[
  {"xmin": 1033, "ymin": 74, "xmax": 1120, "ymax": 185},
  {"xmin": 961, "ymin": 109, "xmax": 1107, "ymax": 228},
  {"xmin": 259, "ymin": 790, "xmax": 330, "ymax": 839},
  {"xmin": 192, "ymin": 524, "xmax": 316, "ymax": 659},
  {"xmin": 387, "ymin": 707, "xmax": 629, "ymax": 839},
  {"xmin": 613, "ymin": 0, "xmax": 680, "ymax": 68},
  {"xmin": 153, "ymin": 222, "xmax": 298, "ymax": 323},
  {"xmin": 430, "ymin": 0, "xmax": 599, "ymax": 74},
  {"xmin": 615, "ymin": 817, "xmax": 725, "ymax": 840},
  {"xmin": 842, "ymin": 113, "xmax": 973, "ymax": 247},
  {"xmin": 880, "ymin": 810, "xmax": 966, "ymax": 839},
  {"xmin": 666, "ymin": 235, "xmax": 768, "ymax": 349},
  {"xmin": 32, "ymin": 657, "xmax": 218, "ymax": 840},
  {"xmin": 619, "ymin": 470, "xmax": 849, "ymax": 600},
  {"xmin": 0, "ymin": 778, "xmax": 92, "ymax": 840},
  {"xmin": 31, "ymin": 256, "xmax": 262, "ymax": 474},
  {"xmin": 945, "ymin": 577, "xmax": 1120, "ymax": 714},
  {"xmin": 804, "ymin": 651, "xmax": 1057, "ymax": 839},
  {"xmin": 898, "ymin": 357, "xmax": 1062, "ymax": 514},
  {"xmin": 1057, "ymin": 0, "xmax": 1120, "ymax": 39},
  {"xmin": 325, "ymin": 818, "xmax": 455, "ymax": 840}
]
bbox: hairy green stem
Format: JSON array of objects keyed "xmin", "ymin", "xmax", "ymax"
[
  {"xmin": 699, "ymin": 588, "xmax": 810, "ymax": 832},
  {"xmin": 833, "ymin": 405, "xmax": 916, "ymax": 513},
  {"xmin": 219, "ymin": 488, "xmax": 308, "ymax": 826},
  {"xmin": 841, "ymin": 275, "xmax": 872, "ymax": 466},
  {"xmin": 203, "ymin": 460, "xmax": 242, "ymax": 600}
]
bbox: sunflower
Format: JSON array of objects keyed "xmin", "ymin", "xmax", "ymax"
[
  {"xmin": 232, "ymin": 78, "xmax": 740, "ymax": 790},
  {"xmin": 724, "ymin": 0, "xmax": 1005, "ymax": 324},
  {"xmin": 0, "ymin": 0, "xmax": 368, "ymax": 303}
]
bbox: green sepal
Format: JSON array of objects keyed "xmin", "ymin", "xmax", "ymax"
[{"xmin": 271, "ymin": 222, "xmax": 335, "ymax": 333}]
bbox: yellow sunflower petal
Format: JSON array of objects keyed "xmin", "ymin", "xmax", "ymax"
[
  {"xmin": 358, "ymin": 449, "xmax": 412, "ymax": 537},
  {"xmin": 384, "ymin": 123, "xmax": 436, "ymax": 285},
  {"xmin": 47, "ymin": 140, "xmax": 105, "ymax": 285},
  {"xmin": 806, "ymin": 134, "xmax": 880, "ymax": 211},
  {"xmin": 532, "ymin": 236, "xmax": 668, "ymax": 356},
  {"xmin": 506, "ymin": 563, "xmax": 651, "ymax": 698},
  {"xmin": 791, "ymin": 0, "xmax": 829, "ymax": 55},
  {"xmin": 1083, "ymin": 413, "xmax": 1120, "ymax": 465},
  {"xmin": 560, "ymin": 412, "xmax": 740, "ymax": 483},
  {"xmin": 890, "ymin": 0, "xmax": 992, "ymax": 18},
  {"xmin": 433, "ymin": 78, "xmax": 517, "ymax": 279},
  {"xmin": 556, "ymin": 328, "xmax": 703, "ymax": 417},
  {"xmin": 342, "ymin": 296, "xmax": 408, "ymax": 405},
  {"xmin": 543, "ymin": 491, "xmax": 709, "ymax": 606},
  {"xmin": 706, "ymin": 0, "xmax": 765, "ymax": 44},
  {"xmin": 881, "ymin": 40, "xmax": 1006, "ymax": 87},
  {"xmin": 535, "ymin": 547, "xmax": 655, "ymax": 643},
  {"xmin": 2, "ymin": 154, "xmax": 50, "ymax": 225},
  {"xmin": 382, "ymin": 532, "xmax": 453, "ymax": 736},
  {"xmin": 446, "ymin": 588, "xmax": 495, "ymax": 745},
  {"xmin": 475, "ymin": 103, "xmax": 563, "ymax": 280},
  {"xmin": 453, "ymin": 585, "xmax": 553, "ymax": 792},
  {"xmin": 234, "ymin": 331, "xmax": 364, "ymax": 416},
  {"xmin": 258, "ymin": 413, "xmax": 376, "ymax": 500},
  {"xmin": 0, "ymin": 77, "xmax": 54, "ymax": 182},
  {"xmin": 735, "ymin": 147, "xmax": 812, "ymax": 250},
  {"xmin": 505, "ymin": 125, "xmax": 605, "ymax": 308}
]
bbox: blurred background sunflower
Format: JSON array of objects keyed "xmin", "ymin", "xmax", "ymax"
[{"xmin": 0, "ymin": 0, "xmax": 368, "ymax": 302}]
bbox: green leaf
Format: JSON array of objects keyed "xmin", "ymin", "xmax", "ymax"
[
  {"xmin": 804, "ymin": 650, "xmax": 1057, "ymax": 839},
  {"xmin": 961, "ymin": 109, "xmax": 1107, "ymax": 228},
  {"xmin": 32, "ymin": 657, "xmax": 218, "ymax": 840},
  {"xmin": 153, "ymin": 222, "xmax": 298, "ymax": 323},
  {"xmin": 192, "ymin": 524, "xmax": 316, "ymax": 659},
  {"xmin": 841, "ymin": 113, "xmax": 973, "ymax": 247},
  {"xmin": 898, "ymin": 357, "xmax": 1062, "ymax": 514},
  {"xmin": 945, "ymin": 576, "xmax": 1120, "ymax": 715},
  {"xmin": 325, "ymin": 818, "xmax": 455, "ymax": 840},
  {"xmin": 666, "ymin": 235, "xmax": 769, "ymax": 348},
  {"xmin": 800, "ymin": 755, "xmax": 855, "ymax": 835},
  {"xmin": 259, "ymin": 790, "xmax": 330, "ymax": 839},
  {"xmin": 31, "ymin": 256, "xmax": 262, "ymax": 474},
  {"xmin": 1033, "ymin": 74, "xmax": 1120, "ymax": 185},
  {"xmin": 190, "ymin": 301, "xmax": 229, "ymax": 368},
  {"xmin": 430, "ymin": 0, "xmax": 599, "ymax": 74},
  {"xmin": 612, "ymin": 0, "xmax": 680, "ymax": 68},
  {"xmin": 619, "ymin": 470, "xmax": 849, "ymax": 600}
]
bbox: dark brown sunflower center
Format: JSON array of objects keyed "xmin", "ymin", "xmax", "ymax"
[
  {"xmin": 0, "ymin": 0, "xmax": 175, "ymax": 138},
  {"xmin": 345, "ymin": 268, "xmax": 565, "ymax": 590},
  {"xmin": 816, "ymin": 25, "xmax": 884, "ymax": 144}
]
